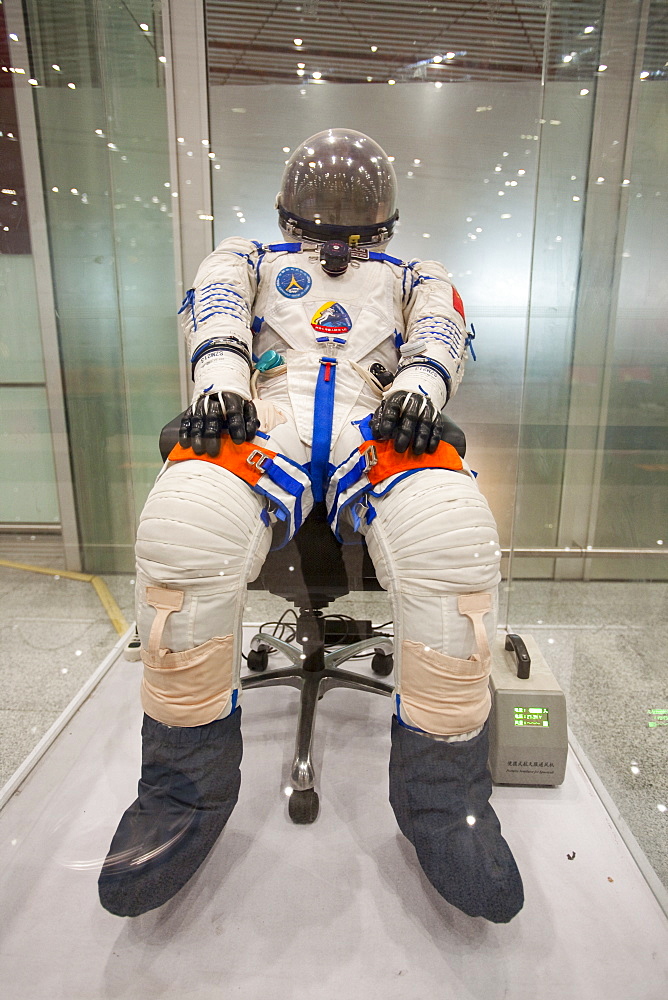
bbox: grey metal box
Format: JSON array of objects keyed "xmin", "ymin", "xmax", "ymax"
[{"xmin": 488, "ymin": 633, "xmax": 568, "ymax": 786}]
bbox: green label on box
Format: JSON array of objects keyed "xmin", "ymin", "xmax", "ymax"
[
  {"xmin": 514, "ymin": 707, "xmax": 549, "ymax": 727},
  {"xmin": 647, "ymin": 709, "xmax": 668, "ymax": 728}
]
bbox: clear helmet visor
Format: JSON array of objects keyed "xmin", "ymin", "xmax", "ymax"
[{"xmin": 277, "ymin": 128, "xmax": 398, "ymax": 243}]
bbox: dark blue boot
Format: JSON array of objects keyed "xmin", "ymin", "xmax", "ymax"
[
  {"xmin": 98, "ymin": 709, "xmax": 242, "ymax": 917},
  {"xmin": 389, "ymin": 717, "xmax": 523, "ymax": 922}
]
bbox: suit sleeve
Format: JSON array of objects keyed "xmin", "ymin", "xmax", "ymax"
[
  {"xmin": 393, "ymin": 258, "xmax": 468, "ymax": 408},
  {"xmin": 178, "ymin": 237, "xmax": 260, "ymax": 399}
]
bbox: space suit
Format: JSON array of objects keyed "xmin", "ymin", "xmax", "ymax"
[{"xmin": 98, "ymin": 129, "xmax": 523, "ymax": 922}]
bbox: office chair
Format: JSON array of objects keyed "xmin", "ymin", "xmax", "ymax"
[{"xmin": 158, "ymin": 410, "xmax": 466, "ymax": 825}]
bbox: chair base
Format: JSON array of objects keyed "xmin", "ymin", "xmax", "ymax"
[{"xmin": 242, "ymin": 611, "xmax": 393, "ymax": 823}]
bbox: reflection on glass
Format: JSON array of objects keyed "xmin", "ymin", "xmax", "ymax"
[{"xmin": 22, "ymin": 0, "xmax": 181, "ymax": 571}]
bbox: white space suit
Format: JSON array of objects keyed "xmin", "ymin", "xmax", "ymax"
[{"xmin": 99, "ymin": 129, "xmax": 523, "ymax": 923}]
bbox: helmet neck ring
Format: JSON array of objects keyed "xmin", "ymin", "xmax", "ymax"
[{"xmin": 277, "ymin": 202, "xmax": 398, "ymax": 246}]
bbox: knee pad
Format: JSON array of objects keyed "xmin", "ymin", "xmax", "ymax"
[
  {"xmin": 397, "ymin": 592, "xmax": 493, "ymax": 737},
  {"xmin": 364, "ymin": 471, "xmax": 501, "ymax": 736},
  {"xmin": 140, "ymin": 585, "xmax": 237, "ymax": 727}
]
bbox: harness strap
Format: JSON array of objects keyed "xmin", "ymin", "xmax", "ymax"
[
  {"xmin": 310, "ymin": 356, "xmax": 338, "ymax": 502},
  {"xmin": 360, "ymin": 436, "xmax": 463, "ymax": 486},
  {"xmin": 167, "ymin": 437, "xmax": 277, "ymax": 488},
  {"xmin": 146, "ymin": 586, "xmax": 184, "ymax": 658},
  {"xmin": 457, "ymin": 592, "xmax": 492, "ymax": 665},
  {"xmin": 167, "ymin": 436, "xmax": 310, "ymax": 543}
]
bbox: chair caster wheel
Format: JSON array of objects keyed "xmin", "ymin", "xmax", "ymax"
[
  {"xmin": 288, "ymin": 788, "xmax": 319, "ymax": 824},
  {"xmin": 371, "ymin": 651, "xmax": 393, "ymax": 676},
  {"xmin": 247, "ymin": 648, "xmax": 269, "ymax": 672}
]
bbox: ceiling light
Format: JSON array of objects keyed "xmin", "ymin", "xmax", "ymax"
[
  {"xmin": 294, "ymin": 38, "xmax": 303, "ymax": 47},
  {"xmin": 388, "ymin": 79, "xmax": 396, "ymax": 85},
  {"xmin": 433, "ymin": 55, "xmax": 443, "ymax": 63},
  {"xmin": 598, "ymin": 64, "xmax": 607, "ymax": 72},
  {"xmin": 446, "ymin": 51, "xmax": 455, "ymax": 60},
  {"xmin": 584, "ymin": 26, "xmax": 595, "ymax": 34},
  {"xmin": 371, "ymin": 45, "xmax": 378, "ymax": 52}
]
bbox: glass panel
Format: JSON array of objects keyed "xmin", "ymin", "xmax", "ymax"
[
  {"xmin": 0, "ymin": 255, "xmax": 45, "ymax": 383},
  {"xmin": 508, "ymin": 0, "xmax": 668, "ymax": 891},
  {"xmin": 207, "ymin": 3, "xmax": 563, "ymax": 619},
  {"xmin": 24, "ymin": 0, "xmax": 181, "ymax": 570},
  {"xmin": 591, "ymin": 63, "xmax": 668, "ymax": 580},
  {"xmin": 0, "ymin": 387, "xmax": 60, "ymax": 523},
  {"xmin": 0, "ymin": 0, "xmax": 58, "ymax": 526}
]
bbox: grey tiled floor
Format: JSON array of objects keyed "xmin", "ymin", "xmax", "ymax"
[
  {"xmin": 1, "ymin": 537, "xmax": 666, "ymax": 898},
  {"xmin": 0, "ymin": 537, "xmax": 135, "ymax": 785}
]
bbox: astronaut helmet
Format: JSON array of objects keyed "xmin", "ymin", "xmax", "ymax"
[{"xmin": 277, "ymin": 128, "xmax": 399, "ymax": 246}]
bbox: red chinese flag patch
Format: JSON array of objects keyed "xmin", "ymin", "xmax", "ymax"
[{"xmin": 452, "ymin": 286, "xmax": 466, "ymax": 323}]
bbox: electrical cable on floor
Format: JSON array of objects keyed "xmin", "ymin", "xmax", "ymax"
[{"xmin": 245, "ymin": 608, "xmax": 393, "ymax": 661}]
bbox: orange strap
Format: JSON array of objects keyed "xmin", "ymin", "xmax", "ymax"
[
  {"xmin": 168, "ymin": 435, "xmax": 461, "ymax": 490},
  {"xmin": 167, "ymin": 437, "xmax": 277, "ymax": 488},
  {"xmin": 361, "ymin": 437, "xmax": 463, "ymax": 486}
]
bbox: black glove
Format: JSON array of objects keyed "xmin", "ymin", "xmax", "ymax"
[
  {"xmin": 371, "ymin": 390, "xmax": 444, "ymax": 456},
  {"xmin": 179, "ymin": 393, "xmax": 260, "ymax": 456}
]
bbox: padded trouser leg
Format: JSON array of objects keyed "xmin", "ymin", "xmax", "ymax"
[
  {"xmin": 98, "ymin": 709, "xmax": 242, "ymax": 917},
  {"xmin": 389, "ymin": 717, "xmax": 524, "ymax": 922}
]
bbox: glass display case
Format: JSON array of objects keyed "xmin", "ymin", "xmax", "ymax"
[{"xmin": 0, "ymin": 0, "xmax": 666, "ymax": 993}]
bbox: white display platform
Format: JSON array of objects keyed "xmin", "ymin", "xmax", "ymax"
[{"xmin": 1, "ymin": 629, "xmax": 667, "ymax": 1000}]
